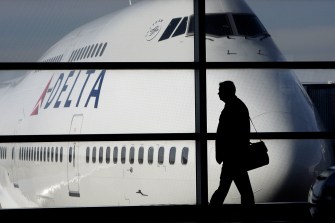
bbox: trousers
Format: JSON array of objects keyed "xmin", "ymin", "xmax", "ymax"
[{"xmin": 210, "ymin": 165, "xmax": 255, "ymax": 205}]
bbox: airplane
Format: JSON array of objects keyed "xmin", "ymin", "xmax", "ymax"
[{"xmin": 0, "ymin": 0, "xmax": 333, "ymax": 208}]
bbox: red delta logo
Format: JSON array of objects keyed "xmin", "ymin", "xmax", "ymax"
[{"xmin": 31, "ymin": 70, "xmax": 105, "ymax": 116}]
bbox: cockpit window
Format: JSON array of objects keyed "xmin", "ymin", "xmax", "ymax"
[
  {"xmin": 172, "ymin": 17, "xmax": 188, "ymax": 37},
  {"xmin": 187, "ymin": 14, "xmax": 233, "ymax": 37},
  {"xmin": 159, "ymin": 17, "xmax": 182, "ymax": 42},
  {"xmin": 187, "ymin": 13, "xmax": 269, "ymax": 38},
  {"xmin": 233, "ymin": 14, "xmax": 268, "ymax": 37},
  {"xmin": 205, "ymin": 14, "xmax": 233, "ymax": 37}
]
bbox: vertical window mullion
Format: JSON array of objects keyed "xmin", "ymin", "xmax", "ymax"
[{"xmin": 194, "ymin": 0, "xmax": 208, "ymax": 206}]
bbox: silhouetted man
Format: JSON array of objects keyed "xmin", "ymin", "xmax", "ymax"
[{"xmin": 210, "ymin": 81, "xmax": 255, "ymax": 206}]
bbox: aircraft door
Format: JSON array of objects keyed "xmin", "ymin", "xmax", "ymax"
[{"xmin": 67, "ymin": 114, "xmax": 83, "ymax": 197}]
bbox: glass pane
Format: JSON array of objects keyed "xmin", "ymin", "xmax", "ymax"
[
  {"xmin": 207, "ymin": 69, "xmax": 329, "ymax": 133},
  {"xmin": 0, "ymin": 70, "xmax": 194, "ymax": 135},
  {"xmin": 205, "ymin": 0, "xmax": 335, "ymax": 62},
  {"xmin": 208, "ymin": 138, "xmax": 334, "ymax": 203},
  {"xmin": 0, "ymin": 0, "xmax": 194, "ymax": 62},
  {"xmin": 0, "ymin": 140, "xmax": 196, "ymax": 207}
]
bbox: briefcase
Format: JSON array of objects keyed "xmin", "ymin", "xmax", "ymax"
[{"xmin": 246, "ymin": 140, "xmax": 269, "ymax": 171}]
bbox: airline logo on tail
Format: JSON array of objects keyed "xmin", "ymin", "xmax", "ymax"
[{"xmin": 31, "ymin": 70, "xmax": 105, "ymax": 116}]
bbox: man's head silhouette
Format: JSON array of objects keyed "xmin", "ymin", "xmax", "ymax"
[{"xmin": 218, "ymin": 81, "xmax": 236, "ymax": 103}]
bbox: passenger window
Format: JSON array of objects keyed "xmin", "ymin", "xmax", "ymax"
[
  {"xmin": 129, "ymin": 146, "xmax": 135, "ymax": 164},
  {"xmin": 85, "ymin": 45, "xmax": 92, "ymax": 59},
  {"xmin": 44, "ymin": 147, "xmax": 46, "ymax": 162},
  {"xmin": 99, "ymin": 146, "xmax": 103, "ymax": 164},
  {"xmin": 37, "ymin": 147, "xmax": 40, "ymax": 161},
  {"xmin": 158, "ymin": 146, "xmax": 164, "ymax": 164},
  {"xmin": 95, "ymin": 43, "xmax": 103, "ymax": 57},
  {"xmin": 100, "ymin": 43, "xmax": 108, "ymax": 56},
  {"xmin": 87, "ymin": 44, "xmax": 94, "ymax": 58},
  {"xmin": 34, "ymin": 147, "xmax": 36, "ymax": 161},
  {"xmin": 121, "ymin": 146, "xmax": 126, "ymax": 164},
  {"xmin": 106, "ymin": 146, "xmax": 111, "ymax": 164},
  {"xmin": 148, "ymin": 147, "xmax": 154, "ymax": 165},
  {"xmin": 55, "ymin": 147, "xmax": 58, "ymax": 162},
  {"xmin": 92, "ymin": 147, "xmax": 97, "ymax": 163},
  {"xmin": 40, "ymin": 147, "xmax": 43, "ymax": 162},
  {"xmin": 86, "ymin": 147, "xmax": 90, "ymax": 163},
  {"xmin": 69, "ymin": 147, "xmax": 73, "ymax": 163},
  {"xmin": 47, "ymin": 147, "xmax": 50, "ymax": 162},
  {"xmin": 91, "ymin": 43, "xmax": 99, "ymax": 57},
  {"xmin": 138, "ymin": 146, "xmax": 144, "ymax": 164},
  {"xmin": 51, "ymin": 147, "xmax": 54, "ymax": 162},
  {"xmin": 181, "ymin": 147, "xmax": 189, "ymax": 165},
  {"xmin": 113, "ymin": 146, "xmax": 118, "ymax": 164},
  {"xmin": 60, "ymin": 147, "xmax": 63, "ymax": 162},
  {"xmin": 169, "ymin": 147, "xmax": 176, "ymax": 164}
]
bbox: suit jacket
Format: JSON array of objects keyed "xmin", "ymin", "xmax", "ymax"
[{"xmin": 216, "ymin": 96, "xmax": 250, "ymax": 167}]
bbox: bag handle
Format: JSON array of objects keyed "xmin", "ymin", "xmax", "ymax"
[{"xmin": 249, "ymin": 117, "xmax": 262, "ymax": 142}]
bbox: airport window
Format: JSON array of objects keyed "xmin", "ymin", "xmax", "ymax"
[
  {"xmin": 60, "ymin": 147, "xmax": 63, "ymax": 163},
  {"xmin": 159, "ymin": 17, "xmax": 182, "ymax": 41},
  {"xmin": 138, "ymin": 146, "xmax": 144, "ymax": 164},
  {"xmin": 181, "ymin": 147, "xmax": 189, "ymax": 165},
  {"xmin": 129, "ymin": 146, "xmax": 135, "ymax": 164},
  {"xmin": 92, "ymin": 146, "xmax": 97, "ymax": 163},
  {"xmin": 148, "ymin": 147, "xmax": 154, "ymax": 165},
  {"xmin": 99, "ymin": 146, "xmax": 103, "ymax": 164},
  {"xmin": 169, "ymin": 147, "xmax": 176, "ymax": 165},
  {"xmin": 172, "ymin": 17, "xmax": 188, "ymax": 37},
  {"xmin": 69, "ymin": 147, "xmax": 73, "ymax": 163},
  {"xmin": 55, "ymin": 147, "xmax": 58, "ymax": 162},
  {"xmin": 86, "ymin": 147, "xmax": 90, "ymax": 163},
  {"xmin": 158, "ymin": 146, "xmax": 164, "ymax": 164},
  {"xmin": 106, "ymin": 146, "xmax": 110, "ymax": 164},
  {"xmin": 121, "ymin": 146, "xmax": 126, "ymax": 164},
  {"xmin": 113, "ymin": 146, "xmax": 118, "ymax": 164}
]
